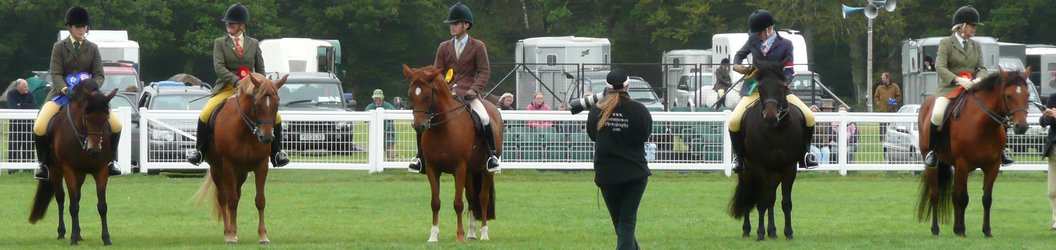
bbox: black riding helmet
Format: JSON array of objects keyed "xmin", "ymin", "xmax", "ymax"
[
  {"xmin": 222, "ymin": 3, "xmax": 249, "ymax": 24},
  {"xmin": 444, "ymin": 2, "xmax": 474, "ymax": 29},
  {"xmin": 748, "ymin": 9, "xmax": 775, "ymax": 37},
  {"xmin": 65, "ymin": 6, "xmax": 90, "ymax": 26},
  {"xmin": 952, "ymin": 5, "xmax": 982, "ymax": 26}
]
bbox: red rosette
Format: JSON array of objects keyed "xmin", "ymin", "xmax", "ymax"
[
  {"xmin": 238, "ymin": 66, "xmax": 250, "ymax": 79},
  {"xmin": 958, "ymin": 71, "xmax": 972, "ymax": 79}
]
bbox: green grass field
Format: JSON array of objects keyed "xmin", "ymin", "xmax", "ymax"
[{"xmin": 2, "ymin": 170, "xmax": 1056, "ymax": 249}]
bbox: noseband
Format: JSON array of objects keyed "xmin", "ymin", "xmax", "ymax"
[
  {"xmin": 970, "ymin": 80, "xmax": 1028, "ymax": 128},
  {"xmin": 233, "ymin": 92, "xmax": 275, "ymax": 141},
  {"xmin": 411, "ymin": 81, "xmax": 469, "ymax": 129}
]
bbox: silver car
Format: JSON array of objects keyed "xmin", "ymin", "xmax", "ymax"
[{"xmin": 882, "ymin": 104, "xmax": 921, "ymax": 164}]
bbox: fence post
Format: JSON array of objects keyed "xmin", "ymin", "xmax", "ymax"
[
  {"xmin": 723, "ymin": 109, "xmax": 732, "ymax": 177},
  {"xmin": 137, "ymin": 108, "xmax": 150, "ymax": 174},
  {"xmin": 367, "ymin": 109, "xmax": 382, "ymax": 173},
  {"xmin": 838, "ymin": 111, "xmax": 848, "ymax": 176},
  {"xmin": 118, "ymin": 107, "xmax": 133, "ymax": 174}
]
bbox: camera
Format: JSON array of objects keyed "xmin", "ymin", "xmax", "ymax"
[{"xmin": 570, "ymin": 92, "xmax": 606, "ymax": 115}]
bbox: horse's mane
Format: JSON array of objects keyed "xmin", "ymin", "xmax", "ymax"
[
  {"xmin": 970, "ymin": 71, "xmax": 1026, "ymax": 92},
  {"xmin": 410, "ymin": 65, "xmax": 450, "ymax": 95},
  {"xmin": 236, "ymin": 73, "xmax": 275, "ymax": 96},
  {"xmin": 69, "ymin": 79, "xmax": 110, "ymax": 114},
  {"xmin": 753, "ymin": 60, "xmax": 788, "ymax": 83}
]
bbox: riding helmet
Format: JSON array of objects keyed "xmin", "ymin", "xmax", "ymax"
[
  {"xmin": 222, "ymin": 3, "xmax": 250, "ymax": 24},
  {"xmin": 748, "ymin": 9, "xmax": 775, "ymax": 37},
  {"xmin": 65, "ymin": 6, "xmax": 90, "ymax": 26},
  {"xmin": 952, "ymin": 6, "xmax": 982, "ymax": 26},
  {"xmin": 444, "ymin": 2, "xmax": 474, "ymax": 29}
]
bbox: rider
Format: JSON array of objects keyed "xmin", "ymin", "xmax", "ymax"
[
  {"xmin": 186, "ymin": 3, "xmax": 290, "ymax": 168},
  {"xmin": 728, "ymin": 9, "xmax": 818, "ymax": 173},
  {"xmin": 34, "ymin": 6, "xmax": 123, "ymax": 180},
  {"xmin": 925, "ymin": 5, "xmax": 1014, "ymax": 167},
  {"xmin": 408, "ymin": 2, "xmax": 500, "ymax": 174}
]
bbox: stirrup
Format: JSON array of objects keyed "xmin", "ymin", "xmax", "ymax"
[
  {"xmin": 487, "ymin": 156, "xmax": 501, "ymax": 173},
  {"xmin": 408, "ymin": 157, "xmax": 423, "ymax": 173},
  {"xmin": 272, "ymin": 151, "xmax": 290, "ymax": 168},
  {"xmin": 108, "ymin": 161, "xmax": 123, "ymax": 176},
  {"xmin": 923, "ymin": 151, "xmax": 938, "ymax": 167},
  {"xmin": 34, "ymin": 165, "xmax": 49, "ymax": 180},
  {"xmin": 1001, "ymin": 149, "xmax": 1014, "ymax": 166},
  {"xmin": 187, "ymin": 150, "xmax": 204, "ymax": 166},
  {"xmin": 802, "ymin": 153, "xmax": 819, "ymax": 169}
]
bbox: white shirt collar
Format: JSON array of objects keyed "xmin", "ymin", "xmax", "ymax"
[
  {"xmin": 229, "ymin": 32, "xmax": 245, "ymax": 45},
  {"xmin": 954, "ymin": 32, "xmax": 967, "ymax": 46},
  {"xmin": 455, "ymin": 34, "xmax": 469, "ymax": 47}
]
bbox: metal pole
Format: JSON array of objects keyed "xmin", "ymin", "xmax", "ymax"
[{"xmin": 867, "ymin": 18, "xmax": 874, "ymax": 112}]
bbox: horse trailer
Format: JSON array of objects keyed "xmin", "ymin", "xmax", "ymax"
[
  {"xmin": 661, "ymin": 49, "xmax": 715, "ymax": 108},
  {"xmin": 58, "ymin": 30, "xmax": 140, "ymax": 70},
  {"xmin": 260, "ymin": 38, "xmax": 341, "ymax": 76},
  {"xmin": 900, "ymin": 36, "xmax": 999, "ymax": 105},
  {"xmin": 1027, "ymin": 45, "xmax": 1056, "ymax": 101},
  {"xmin": 515, "ymin": 36, "xmax": 610, "ymax": 108}
]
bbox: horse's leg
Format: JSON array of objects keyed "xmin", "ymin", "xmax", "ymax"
[
  {"xmin": 227, "ymin": 171, "xmax": 249, "ymax": 244},
  {"xmin": 210, "ymin": 167, "xmax": 233, "ymax": 243},
  {"xmin": 93, "ymin": 171, "xmax": 112, "ymax": 245},
  {"xmin": 454, "ymin": 165, "xmax": 467, "ymax": 243},
  {"xmin": 767, "ymin": 206, "xmax": 777, "ymax": 239},
  {"xmin": 981, "ymin": 166, "xmax": 998, "ymax": 237},
  {"xmin": 952, "ymin": 165, "xmax": 971, "ymax": 237},
  {"xmin": 479, "ymin": 173, "xmax": 494, "ymax": 241},
  {"xmin": 781, "ymin": 171, "xmax": 797, "ymax": 240},
  {"xmin": 428, "ymin": 168, "xmax": 441, "ymax": 243},
  {"xmin": 925, "ymin": 167, "xmax": 941, "ymax": 236},
  {"xmin": 53, "ymin": 178, "xmax": 66, "ymax": 240},
  {"xmin": 465, "ymin": 173, "xmax": 477, "ymax": 241},
  {"xmin": 254, "ymin": 167, "xmax": 271, "ymax": 245},
  {"xmin": 755, "ymin": 199, "xmax": 767, "ymax": 241},
  {"xmin": 64, "ymin": 172, "xmax": 86, "ymax": 245},
  {"xmin": 742, "ymin": 216, "xmax": 751, "ymax": 238}
]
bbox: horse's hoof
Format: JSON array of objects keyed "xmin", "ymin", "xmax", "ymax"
[
  {"xmin": 427, "ymin": 239, "xmax": 438, "ymax": 244},
  {"xmin": 104, "ymin": 241, "xmax": 113, "ymax": 246},
  {"xmin": 467, "ymin": 235, "xmax": 478, "ymax": 240},
  {"xmin": 226, "ymin": 240, "xmax": 238, "ymax": 245},
  {"xmin": 56, "ymin": 236, "xmax": 65, "ymax": 240},
  {"xmin": 785, "ymin": 235, "xmax": 793, "ymax": 241},
  {"xmin": 259, "ymin": 240, "xmax": 271, "ymax": 245}
]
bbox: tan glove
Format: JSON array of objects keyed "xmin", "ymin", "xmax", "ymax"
[
  {"xmin": 955, "ymin": 77, "xmax": 974, "ymax": 89},
  {"xmin": 733, "ymin": 65, "xmax": 750, "ymax": 74},
  {"xmin": 716, "ymin": 89, "xmax": 725, "ymax": 97}
]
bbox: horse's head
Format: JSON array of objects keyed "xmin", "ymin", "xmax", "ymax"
[
  {"xmin": 993, "ymin": 67, "xmax": 1032, "ymax": 134},
  {"xmin": 402, "ymin": 64, "xmax": 449, "ymax": 132},
  {"xmin": 239, "ymin": 73, "xmax": 288, "ymax": 143},
  {"xmin": 753, "ymin": 61, "xmax": 790, "ymax": 126},
  {"xmin": 70, "ymin": 79, "xmax": 118, "ymax": 154}
]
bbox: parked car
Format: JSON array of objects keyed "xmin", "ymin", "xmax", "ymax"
[
  {"xmin": 271, "ymin": 72, "xmax": 355, "ymax": 153},
  {"xmin": 882, "ymin": 104, "xmax": 921, "ymax": 164},
  {"xmin": 108, "ymin": 93, "xmax": 139, "ymax": 168},
  {"xmin": 564, "ymin": 70, "xmax": 664, "ymax": 111},
  {"xmin": 136, "ymin": 81, "xmax": 211, "ymax": 168}
]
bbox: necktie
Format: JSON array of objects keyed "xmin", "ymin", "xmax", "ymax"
[
  {"xmin": 962, "ymin": 40, "xmax": 969, "ymax": 51},
  {"xmin": 74, "ymin": 41, "xmax": 81, "ymax": 54},
  {"xmin": 455, "ymin": 39, "xmax": 463, "ymax": 60},
  {"xmin": 762, "ymin": 43, "xmax": 770, "ymax": 56},
  {"xmin": 234, "ymin": 37, "xmax": 244, "ymax": 57}
]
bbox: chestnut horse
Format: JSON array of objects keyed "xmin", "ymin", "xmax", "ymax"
[
  {"xmin": 402, "ymin": 65, "xmax": 500, "ymax": 243},
  {"xmin": 29, "ymin": 79, "xmax": 119, "ymax": 245},
  {"xmin": 727, "ymin": 61, "xmax": 805, "ymax": 241},
  {"xmin": 916, "ymin": 68, "xmax": 1031, "ymax": 237},
  {"xmin": 193, "ymin": 73, "xmax": 287, "ymax": 244}
]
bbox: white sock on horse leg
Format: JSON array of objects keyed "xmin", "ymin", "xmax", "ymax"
[
  {"xmin": 480, "ymin": 226, "xmax": 490, "ymax": 240},
  {"xmin": 428, "ymin": 225, "xmax": 440, "ymax": 243},
  {"xmin": 467, "ymin": 213, "xmax": 477, "ymax": 239}
]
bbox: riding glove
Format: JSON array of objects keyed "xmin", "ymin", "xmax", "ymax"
[{"xmin": 955, "ymin": 77, "xmax": 975, "ymax": 89}]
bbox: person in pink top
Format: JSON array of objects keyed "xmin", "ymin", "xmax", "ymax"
[{"xmin": 526, "ymin": 91, "xmax": 553, "ymax": 128}]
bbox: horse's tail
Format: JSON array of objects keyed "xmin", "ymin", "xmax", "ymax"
[
  {"xmin": 190, "ymin": 169, "xmax": 221, "ymax": 221},
  {"xmin": 468, "ymin": 172, "xmax": 496, "ymax": 220},
  {"xmin": 915, "ymin": 165, "xmax": 953, "ymax": 223},
  {"xmin": 727, "ymin": 177, "xmax": 757, "ymax": 219},
  {"xmin": 28, "ymin": 180, "xmax": 55, "ymax": 224}
]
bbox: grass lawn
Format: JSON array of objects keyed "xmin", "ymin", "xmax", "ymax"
[{"xmin": 1, "ymin": 170, "xmax": 1056, "ymax": 249}]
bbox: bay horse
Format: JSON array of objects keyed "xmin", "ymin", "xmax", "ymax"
[
  {"xmin": 916, "ymin": 68, "xmax": 1031, "ymax": 237},
  {"xmin": 727, "ymin": 61, "xmax": 805, "ymax": 241},
  {"xmin": 402, "ymin": 64, "xmax": 501, "ymax": 243},
  {"xmin": 192, "ymin": 73, "xmax": 287, "ymax": 244},
  {"xmin": 29, "ymin": 79, "xmax": 119, "ymax": 245}
]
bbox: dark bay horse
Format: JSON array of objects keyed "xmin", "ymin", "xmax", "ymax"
[
  {"xmin": 193, "ymin": 73, "xmax": 287, "ymax": 244},
  {"xmin": 402, "ymin": 64, "xmax": 501, "ymax": 243},
  {"xmin": 916, "ymin": 68, "xmax": 1031, "ymax": 237},
  {"xmin": 29, "ymin": 79, "xmax": 119, "ymax": 245},
  {"xmin": 727, "ymin": 61, "xmax": 805, "ymax": 241}
]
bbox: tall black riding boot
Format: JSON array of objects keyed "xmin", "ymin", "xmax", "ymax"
[
  {"xmin": 923, "ymin": 124, "xmax": 941, "ymax": 167},
  {"xmin": 801, "ymin": 126, "xmax": 819, "ymax": 169},
  {"xmin": 1001, "ymin": 149, "xmax": 1015, "ymax": 166},
  {"xmin": 729, "ymin": 130, "xmax": 746, "ymax": 174},
  {"xmin": 187, "ymin": 121, "xmax": 210, "ymax": 166},
  {"xmin": 408, "ymin": 132, "xmax": 425, "ymax": 174},
  {"xmin": 107, "ymin": 131, "xmax": 123, "ymax": 176},
  {"xmin": 270, "ymin": 123, "xmax": 290, "ymax": 167},
  {"xmin": 33, "ymin": 134, "xmax": 49, "ymax": 180},
  {"xmin": 483, "ymin": 124, "xmax": 501, "ymax": 173}
]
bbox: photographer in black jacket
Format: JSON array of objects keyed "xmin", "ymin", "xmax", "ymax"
[{"xmin": 586, "ymin": 71, "xmax": 652, "ymax": 250}]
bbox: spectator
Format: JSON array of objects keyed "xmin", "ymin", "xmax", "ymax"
[
  {"xmin": 831, "ymin": 105, "xmax": 859, "ymax": 163},
  {"xmin": 526, "ymin": 91, "xmax": 553, "ymax": 128},
  {"xmin": 874, "ymin": 72, "xmax": 901, "ymax": 137},
  {"xmin": 808, "ymin": 105, "xmax": 831, "ymax": 164},
  {"xmin": 555, "ymin": 102, "xmax": 578, "ymax": 134},
  {"xmin": 713, "ymin": 58, "xmax": 733, "ymax": 99},
  {"xmin": 923, "ymin": 55, "xmax": 935, "ymax": 71},
  {"xmin": 1040, "ymin": 79, "xmax": 1056, "ymax": 230},
  {"xmin": 498, "ymin": 92, "xmax": 515, "ymax": 110},
  {"xmin": 365, "ymin": 89, "xmax": 396, "ymax": 159},
  {"xmin": 8, "ymin": 78, "xmax": 36, "ymax": 165}
]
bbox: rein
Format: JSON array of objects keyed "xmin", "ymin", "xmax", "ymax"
[
  {"xmin": 232, "ymin": 92, "xmax": 273, "ymax": 140},
  {"xmin": 412, "ymin": 82, "xmax": 470, "ymax": 129},
  {"xmin": 65, "ymin": 96, "xmax": 110, "ymax": 151},
  {"xmin": 968, "ymin": 81, "xmax": 1028, "ymax": 129}
]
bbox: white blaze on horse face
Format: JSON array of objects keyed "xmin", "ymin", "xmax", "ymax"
[
  {"xmin": 1016, "ymin": 86, "xmax": 1022, "ymax": 95},
  {"xmin": 415, "ymin": 87, "xmax": 422, "ymax": 96}
]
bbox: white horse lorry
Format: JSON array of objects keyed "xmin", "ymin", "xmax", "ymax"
[{"xmin": 515, "ymin": 36, "xmax": 611, "ymax": 108}]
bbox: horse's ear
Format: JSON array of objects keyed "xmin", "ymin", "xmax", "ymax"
[
  {"xmin": 402, "ymin": 64, "xmax": 415, "ymax": 79},
  {"xmin": 1023, "ymin": 66, "xmax": 1032, "ymax": 80},
  {"xmin": 274, "ymin": 74, "xmax": 289, "ymax": 89},
  {"xmin": 249, "ymin": 73, "xmax": 262, "ymax": 87},
  {"xmin": 998, "ymin": 67, "xmax": 1008, "ymax": 80},
  {"xmin": 105, "ymin": 88, "xmax": 118, "ymax": 100}
]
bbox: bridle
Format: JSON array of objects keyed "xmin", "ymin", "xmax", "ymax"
[
  {"xmin": 65, "ymin": 91, "xmax": 110, "ymax": 151},
  {"xmin": 969, "ymin": 78, "xmax": 1029, "ymax": 128},
  {"xmin": 233, "ymin": 91, "xmax": 276, "ymax": 142},
  {"xmin": 411, "ymin": 79, "xmax": 469, "ymax": 130}
]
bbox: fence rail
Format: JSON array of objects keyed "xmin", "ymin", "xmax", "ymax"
[{"xmin": 0, "ymin": 108, "xmax": 1048, "ymax": 176}]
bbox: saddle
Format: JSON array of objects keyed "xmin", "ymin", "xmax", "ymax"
[
  {"xmin": 206, "ymin": 100, "xmax": 229, "ymax": 130},
  {"xmin": 937, "ymin": 90, "xmax": 971, "ymax": 131}
]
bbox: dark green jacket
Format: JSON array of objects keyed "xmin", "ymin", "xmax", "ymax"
[
  {"xmin": 935, "ymin": 34, "xmax": 988, "ymax": 96},
  {"xmin": 48, "ymin": 37, "xmax": 104, "ymax": 99},
  {"xmin": 212, "ymin": 34, "xmax": 264, "ymax": 94}
]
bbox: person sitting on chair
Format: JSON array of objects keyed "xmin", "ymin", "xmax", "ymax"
[
  {"xmin": 33, "ymin": 6, "xmax": 123, "ymax": 180},
  {"xmin": 409, "ymin": 2, "xmax": 500, "ymax": 174},
  {"xmin": 727, "ymin": 9, "xmax": 819, "ymax": 174},
  {"xmin": 186, "ymin": 3, "xmax": 290, "ymax": 168}
]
